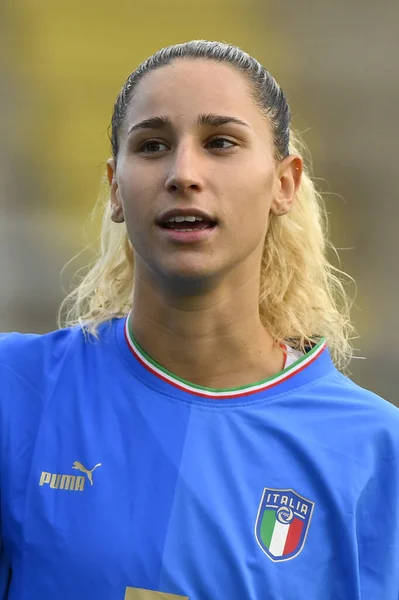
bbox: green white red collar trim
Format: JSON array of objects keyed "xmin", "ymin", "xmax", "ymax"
[{"xmin": 124, "ymin": 317, "xmax": 327, "ymax": 399}]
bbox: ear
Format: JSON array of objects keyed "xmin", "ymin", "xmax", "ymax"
[
  {"xmin": 106, "ymin": 158, "xmax": 125, "ymax": 224},
  {"xmin": 270, "ymin": 155, "xmax": 303, "ymax": 216}
]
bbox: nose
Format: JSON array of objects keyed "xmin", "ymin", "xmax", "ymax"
[{"xmin": 165, "ymin": 143, "xmax": 203, "ymax": 194}]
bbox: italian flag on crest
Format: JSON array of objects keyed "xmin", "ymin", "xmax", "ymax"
[{"xmin": 255, "ymin": 487, "xmax": 315, "ymax": 562}]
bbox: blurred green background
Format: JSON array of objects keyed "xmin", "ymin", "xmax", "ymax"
[{"xmin": 1, "ymin": 0, "xmax": 398, "ymax": 403}]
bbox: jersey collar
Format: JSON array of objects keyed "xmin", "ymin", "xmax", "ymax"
[{"xmin": 115, "ymin": 316, "xmax": 334, "ymax": 403}]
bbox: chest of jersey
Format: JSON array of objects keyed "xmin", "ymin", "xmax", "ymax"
[{"xmin": 3, "ymin": 378, "xmax": 365, "ymax": 600}]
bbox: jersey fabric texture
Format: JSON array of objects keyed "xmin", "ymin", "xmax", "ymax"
[{"xmin": 0, "ymin": 318, "xmax": 398, "ymax": 600}]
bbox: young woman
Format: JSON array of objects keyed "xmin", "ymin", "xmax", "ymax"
[{"xmin": 0, "ymin": 40, "xmax": 398, "ymax": 600}]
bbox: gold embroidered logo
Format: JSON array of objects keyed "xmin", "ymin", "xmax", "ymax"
[
  {"xmin": 39, "ymin": 462, "xmax": 102, "ymax": 492},
  {"xmin": 72, "ymin": 461, "xmax": 102, "ymax": 486}
]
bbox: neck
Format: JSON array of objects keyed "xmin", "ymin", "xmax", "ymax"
[{"xmin": 129, "ymin": 270, "xmax": 284, "ymax": 390}]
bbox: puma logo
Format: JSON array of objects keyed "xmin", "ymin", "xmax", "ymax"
[{"xmin": 72, "ymin": 461, "xmax": 102, "ymax": 486}]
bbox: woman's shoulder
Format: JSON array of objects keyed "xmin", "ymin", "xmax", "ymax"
[
  {"xmin": 0, "ymin": 326, "xmax": 81, "ymax": 370},
  {"xmin": 335, "ymin": 369, "xmax": 398, "ymax": 411},
  {"xmin": 330, "ymin": 369, "xmax": 399, "ymax": 447},
  {"xmin": 0, "ymin": 320, "xmax": 117, "ymax": 382}
]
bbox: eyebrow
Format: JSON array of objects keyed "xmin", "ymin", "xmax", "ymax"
[{"xmin": 128, "ymin": 113, "xmax": 250, "ymax": 135}]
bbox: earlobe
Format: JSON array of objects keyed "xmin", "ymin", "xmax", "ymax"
[
  {"xmin": 111, "ymin": 205, "xmax": 125, "ymax": 224},
  {"xmin": 270, "ymin": 202, "xmax": 289, "ymax": 217}
]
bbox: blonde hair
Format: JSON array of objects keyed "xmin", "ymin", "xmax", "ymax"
[{"xmin": 58, "ymin": 41, "xmax": 357, "ymax": 371}]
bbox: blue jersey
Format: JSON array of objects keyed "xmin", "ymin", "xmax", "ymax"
[{"xmin": 0, "ymin": 317, "xmax": 398, "ymax": 600}]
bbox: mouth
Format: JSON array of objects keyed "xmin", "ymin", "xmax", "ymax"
[
  {"xmin": 156, "ymin": 209, "xmax": 218, "ymax": 242},
  {"xmin": 159, "ymin": 219, "xmax": 217, "ymax": 232},
  {"xmin": 156, "ymin": 215, "xmax": 218, "ymax": 243}
]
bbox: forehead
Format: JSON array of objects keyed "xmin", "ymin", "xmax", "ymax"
[{"xmin": 125, "ymin": 59, "xmax": 269, "ymax": 133}]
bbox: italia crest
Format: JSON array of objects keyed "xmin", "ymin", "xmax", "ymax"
[{"xmin": 255, "ymin": 487, "xmax": 315, "ymax": 562}]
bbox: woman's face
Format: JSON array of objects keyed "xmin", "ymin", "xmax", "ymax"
[{"xmin": 108, "ymin": 59, "xmax": 301, "ymax": 288}]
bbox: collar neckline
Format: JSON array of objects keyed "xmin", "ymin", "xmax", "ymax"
[{"xmin": 116, "ymin": 316, "xmax": 332, "ymax": 402}]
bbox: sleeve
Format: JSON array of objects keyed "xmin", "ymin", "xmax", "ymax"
[
  {"xmin": 356, "ymin": 418, "xmax": 399, "ymax": 599},
  {"xmin": 0, "ymin": 333, "xmax": 37, "ymax": 599},
  {"xmin": 0, "ymin": 330, "xmax": 59, "ymax": 598}
]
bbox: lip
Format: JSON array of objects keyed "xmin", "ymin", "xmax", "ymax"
[
  {"xmin": 156, "ymin": 207, "xmax": 217, "ymax": 225},
  {"xmin": 156, "ymin": 223, "xmax": 217, "ymax": 244}
]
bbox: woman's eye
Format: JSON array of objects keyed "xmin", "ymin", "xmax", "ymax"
[
  {"xmin": 138, "ymin": 140, "xmax": 168, "ymax": 154},
  {"xmin": 208, "ymin": 137, "xmax": 237, "ymax": 150},
  {"xmin": 137, "ymin": 137, "xmax": 237, "ymax": 154}
]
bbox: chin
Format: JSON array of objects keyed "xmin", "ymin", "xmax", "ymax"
[{"xmin": 157, "ymin": 264, "xmax": 219, "ymax": 294}]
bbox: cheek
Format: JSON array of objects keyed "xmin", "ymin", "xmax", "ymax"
[
  {"xmin": 239, "ymin": 208, "xmax": 270, "ymax": 247},
  {"xmin": 226, "ymin": 175, "xmax": 272, "ymax": 233},
  {"xmin": 118, "ymin": 172, "xmax": 152, "ymax": 227}
]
